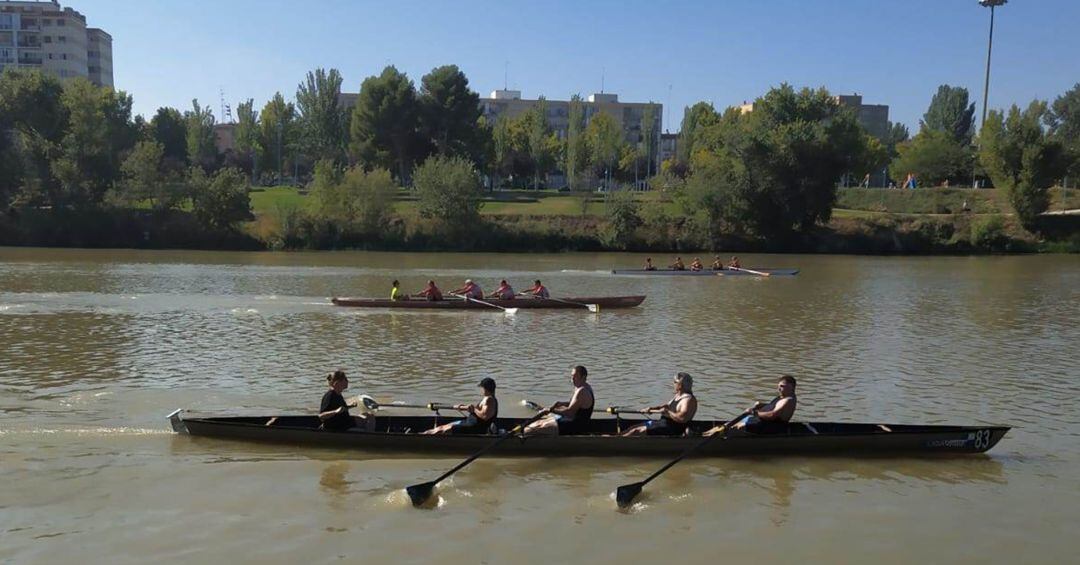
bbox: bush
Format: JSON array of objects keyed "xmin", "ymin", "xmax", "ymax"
[
  {"xmin": 603, "ymin": 189, "xmax": 642, "ymax": 248},
  {"xmin": 970, "ymin": 215, "xmax": 1010, "ymax": 251},
  {"xmin": 413, "ymin": 155, "xmax": 482, "ymax": 230},
  {"xmin": 190, "ymin": 167, "xmax": 253, "ymax": 230}
]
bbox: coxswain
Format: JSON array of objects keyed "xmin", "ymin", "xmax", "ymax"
[
  {"xmin": 728, "ymin": 256, "xmax": 741, "ymax": 269},
  {"xmin": 422, "ymin": 378, "xmax": 499, "ymax": 435},
  {"xmin": 690, "ymin": 257, "xmax": 704, "ymax": 271},
  {"xmin": 415, "ymin": 280, "xmax": 443, "ymax": 301},
  {"xmin": 670, "ymin": 256, "xmax": 686, "ymax": 271},
  {"xmin": 518, "ymin": 279, "xmax": 550, "ymax": 299},
  {"xmin": 451, "ymin": 279, "xmax": 484, "ymax": 300},
  {"xmin": 704, "ymin": 375, "xmax": 797, "ymax": 436},
  {"xmin": 487, "ymin": 279, "xmax": 515, "ymax": 300},
  {"xmin": 711, "ymin": 255, "xmax": 724, "ymax": 270},
  {"xmin": 644, "ymin": 258, "xmax": 657, "ymax": 271},
  {"xmin": 524, "ymin": 365, "xmax": 595, "ymax": 436},
  {"xmin": 620, "ymin": 372, "xmax": 697, "ymax": 436},
  {"xmin": 318, "ymin": 370, "xmax": 374, "ymax": 432}
]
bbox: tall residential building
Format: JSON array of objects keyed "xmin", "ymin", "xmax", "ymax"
[
  {"xmin": 0, "ymin": 0, "xmax": 113, "ymax": 87},
  {"xmin": 737, "ymin": 93, "xmax": 889, "ymax": 139},
  {"xmin": 479, "ymin": 90, "xmax": 661, "ymax": 146}
]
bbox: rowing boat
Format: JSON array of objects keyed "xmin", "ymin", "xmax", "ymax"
[
  {"xmin": 167, "ymin": 410, "xmax": 1008, "ymax": 456},
  {"xmin": 330, "ymin": 295, "xmax": 645, "ymax": 309},
  {"xmin": 611, "ymin": 268, "xmax": 799, "ymax": 276}
]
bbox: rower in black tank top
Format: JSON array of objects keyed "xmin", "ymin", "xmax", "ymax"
[{"xmin": 556, "ymin": 383, "xmax": 594, "ymax": 435}]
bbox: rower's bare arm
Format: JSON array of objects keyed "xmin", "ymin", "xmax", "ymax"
[
  {"xmin": 755, "ymin": 398, "xmax": 792, "ymax": 421},
  {"xmin": 318, "ymin": 407, "xmax": 343, "ymax": 421}
]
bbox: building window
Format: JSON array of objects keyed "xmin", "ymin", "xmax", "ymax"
[
  {"xmin": 43, "ymin": 19, "xmax": 52, "ymax": 26},
  {"xmin": 58, "ymin": 35, "xmax": 65, "ymax": 43},
  {"xmin": 61, "ymin": 53, "xmax": 66, "ymax": 60},
  {"xmin": 57, "ymin": 19, "xmax": 65, "ymax": 26},
  {"xmin": 44, "ymin": 35, "xmax": 51, "ymax": 43},
  {"xmin": 48, "ymin": 53, "xmax": 53, "ymax": 59}
]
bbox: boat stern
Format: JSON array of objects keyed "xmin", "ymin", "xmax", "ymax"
[{"xmin": 167, "ymin": 408, "xmax": 188, "ymax": 434}]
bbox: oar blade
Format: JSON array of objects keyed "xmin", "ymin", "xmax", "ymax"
[
  {"xmin": 504, "ymin": 308, "xmax": 518, "ymax": 315},
  {"xmin": 615, "ymin": 482, "xmax": 645, "ymax": 509},
  {"xmin": 406, "ymin": 481, "xmax": 438, "ymax": 507},
  {"xmin": 587, "ymin": 304, "xmax": 599, "ymax": 313}
]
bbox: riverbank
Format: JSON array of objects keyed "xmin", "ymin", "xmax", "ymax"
[{"xmin": 1, "ymin": 188, "xmax": 1077, "ymax": 253}]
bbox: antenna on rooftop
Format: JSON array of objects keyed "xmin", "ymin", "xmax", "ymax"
[
  {"xmin": 219, "ymin": 87, "xmax": 233, "ymax": 123},
  {"xmin": 504, "ymin": 61, "xmax": 508, "ymax": 90},
  {"xmin": 601, "ymin": 66, "xmax": 605, "ymax": 93}
]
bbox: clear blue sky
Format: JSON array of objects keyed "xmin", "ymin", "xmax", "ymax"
[{"xmin": 74, "ymin": 0, "xmax": 1080, "ymax": 133}]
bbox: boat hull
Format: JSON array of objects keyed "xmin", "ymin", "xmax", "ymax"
[
  {"xmin": 169, "ymin": 413, "xmax": 1009, "ymax": 457},
  {"xmin": 611, "ymin": 268, "xmax": 799, "ymax": 276},
  {"xmin": 331, "ymin": 295, "xmax": 645, "ymax": 309}
]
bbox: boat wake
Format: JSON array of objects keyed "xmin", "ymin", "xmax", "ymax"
[{"xmin": 0, "ymin": 426, "xmax": 170, "ymax": 437}]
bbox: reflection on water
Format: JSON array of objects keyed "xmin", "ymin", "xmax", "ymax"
[{"xmin": 1, "ymin": 248, "xmax": 1077, "ymax": 562}]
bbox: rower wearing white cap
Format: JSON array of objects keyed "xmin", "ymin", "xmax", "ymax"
[{"xmin": 451, "ymin": 279, "xmax": 483, "ymax": 300}]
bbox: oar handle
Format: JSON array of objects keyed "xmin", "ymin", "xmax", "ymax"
[{"xmin": 607, "ymin": 406, "xmax": 654, "ymax": 415}]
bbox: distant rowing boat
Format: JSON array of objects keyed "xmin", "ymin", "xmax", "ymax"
[
  {"xmin": 611, "ymin": 268, "xmax": 799, "ymax": 276},
  {"xmin": 330, "ymin": 295, "xmax": 645, "ymax": 309},
  {"xmin": 168, "ymin": 411, "xmax": 1008, "ymax": 457}
]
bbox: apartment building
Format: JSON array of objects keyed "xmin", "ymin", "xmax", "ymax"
[
  {"xmin": 0, "ymin": 0, "xmax": 113, "ymax": 87},
  {"xmin": 479, "ymin": 90, "xmax": 662, "ymax": 147},
  {"xmin": 738, "ymin": 93, "xmax": 889, "ymax": 139}
]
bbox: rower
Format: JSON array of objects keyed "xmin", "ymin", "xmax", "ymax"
[
  {"xmin": 422, "ymin": 378, "xmax": 499, "ymax": 435},
  {"xmin": 728, "ymin": 256, "xmax": 741, "ymax": 269},
  {"xmin": 518, "ymin": 279, "xmax": 550, "ymax": 299},
  {"xmin": 705, "ymin": 375, "xmax": 797, "ymax": 436},
  {"xmin": 620, "ymin": 372, "xmax": 698, "ymax": 436},
  {"xmin": 415, "ymin": 280, "xmax": 443, "ymax": 301},
  {"xmin": 711, "ymin": 255, "xmax": 724, "ymax": 270},
  {"xmin": 390, "ymin": 279, "xmax": 402, "ymax": 301},
  {"xmin": 524, "ymin": 365, "xmax": 594, "ymax": 436},
  {"xmin": 451, "ymin": 279, "xmax": 484, "ymax": 300},
  {"xmin": 318, "ymin": 370, "xmax": 373, "ymax": 432},
  {"xmin": 669, "ymin": 256, "xmax": 686, "ymax": 271},
  {"xmin": 644, "ymin": 258, "xmax": 657, "ymax": 271},
  {"xmin": 690, "ymin": 257, "xmax": 703, "ymax": 271},
  {"xmin": 487, "ymin": 279, "xmax": 515, "ymax": 300}
]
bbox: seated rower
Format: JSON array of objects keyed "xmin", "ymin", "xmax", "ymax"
[
  {"xmin": 670, "ymin": 256, "xmax": 686, "ymax": 271},
  {"xmin": 643, "ymin": 257, "xmax": 657, "ymax": 271},
  {"xmin": 487, "ymin": 279, "xmax": 515, "ymax": 300},
  {"xmin": 621, "ymin": 372, "xmax": 698, "ymax": 436},
  {"xmin": 690, "ymin": 257, "xmax": 704, "ymax": 271},
  {"xmin": 518, "ymin": 279, "xmax": 550, "ymax": 299},
  {"xmin": 711, "ymin": 255, "xmax": 725, "ymax": 270},
  {"xmin": 524, "ymin": 365, "xmax": 594, "ymax": 436},
  {"xmin": 728, "ymin": 256, "xmax": 741, "ymax": 269},
  {"xmin": 451, "ymin": 278, "xmax": 484, "ymax": 300},
  {"xmin": 415, "ymin": 280, "xmax": 443, "ymax": 301},
  {"xmin": 390, "ymin": 279, "xmax": 403, "ymax": 301},
  {"xmin": 422, "ymin": 378, "xmax": 499, "ymax": 435},
  {"xmin": 704, "ymin": 375, "xmax": 797, "ymax": 436},
  {"xmin": 318, "ymin": 370, "xmax": 374, "ymax": 432}
]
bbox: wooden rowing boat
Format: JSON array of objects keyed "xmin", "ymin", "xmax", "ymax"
[
  {"xmin": 330, "ymin": 295, "xmax": 645, "ymax": 309},
  {"xmin": 611, "ymin": 268, "xmax": 799, "ymax": 276},
  {"xmin": 168, "ymin": 411, "xmax": 1009, "ymax": 456}
]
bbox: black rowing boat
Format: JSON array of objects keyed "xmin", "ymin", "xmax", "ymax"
[
  {"xmin": 168, "ymin": 410, "xmax": 1008, "ymax": 456},
  {"xmin": 330, "ymin": 295, "xmax": 645, "ymax": 309}
]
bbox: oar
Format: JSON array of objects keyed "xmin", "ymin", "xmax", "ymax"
[
  {"xmin": 355, "ymin": 395, "xmax": 464, "ymax": 414},
  {"xmin": 730, "ymin": 266, "xmax": 771, "ymax": 277},
  {"xmin": 548, "ymin": 296, "xmax": 600, "ymax": 313},
  {"xmin": 405, "ymin": 410, "xmax": 549, "ymax": 507},
  {"xmin": 613, "ymin": 409, "xmax": 751, "ymax": 509},
  {"xmin": 450, "ymin": 293, "xmax": 518, "ymax": 315}
]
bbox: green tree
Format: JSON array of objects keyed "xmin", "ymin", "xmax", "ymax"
[
  {"xmin": 189, "ymin": 167, "xmax": 253, "ymax": 229},
  {"xmin": 341, "ymin": 166, "xmax": 397, "ymax": 232},
  {"xmin": 921, "ymin": 85, "xmax": 976, "ymax": 145},
  {"xmin": 0, "ymin": 69, "xmax": 67, "ymax": 205},
  {"xmin": 883, "ymin": 121, "xmax": 910, "ymax": 158},
  {"xmin": 351, "ymin": 66, "xmax": 422, "ymax": 182},
  {"xmin": 257, "ymin": 92, "xmax": 298, "ymax": 180},
  {"xmin": 525, "ymin": 98, "xmax": 554, "ymax": 188},
  {"xmin": 118, "ymin": 140, "xmax": 183, "ymax": 211},
  {"xmin": 419, "ymin": 64, "xmax": 482, "ymax": 160},
  {"xmin": 586, "ymin": 111, "xmax": 623, "ymax": 188},
  {"xmin": 565, "ymin": 94, "xmax": 589, "ymax": 190},
  {"xmin": 185, "ymin": 99, "xmax": 217, "ymax": 171},
  {"xmin": 309, "ymin": 158, "xmax": 345, "ymax": 221},
  {"xmin": 676, "ymin": 102, "xmax": 719, "ymax": 164},
  {"xmin": 234, "ymin": 99, "xmax": 259, "ymax": 166},
  {"xmin": 296, "ymin": 68, "xmax": 346, "ymax": 163},
  {"xmin": 1047, "ymin": 83, "xmax": 1080, "ymax": 178},
  {"xmin": 890, "ymin": 129, "xmax": 973, "ymax": 186},
  {"xmin": 640, "ymin": 104, "xmax": 658, "ymax": 179},
  {"xmin": 149, "ymin": 107, "xmax": 188, "ymax": 169},
  {"xmin": 413, "ymin": 155, "xmax": 482, "ymax": 228},
  {"xmin": 604, "ymin": 189, "xmax": 642, "ymax": 248},
  {"xmin": 979, "ymin": 101, "xmax": 1067, "ymax": 231}
]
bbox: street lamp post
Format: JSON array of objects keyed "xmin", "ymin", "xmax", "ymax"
[{"xmin": 975, "ymin": 0, "xmax": 1006, "ymax": 189}]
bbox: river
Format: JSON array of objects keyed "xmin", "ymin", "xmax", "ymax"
[{"xmin": 1, "ymin": 248, "xmax": 1077, "ymax": 563}]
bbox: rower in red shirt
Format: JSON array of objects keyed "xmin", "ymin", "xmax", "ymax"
[
  {"xmin": 518, "ymin": 279, "xmax": 550, "ymax": 299},
  {"xmin": 487, "ymin": 279, "xmax": 515, "ymax": 300},
  {"xmin": 451, "ymin": 279, "xmax": 484, "ymax": 299},
  {"xmin": 415, "ymin": 280, "xmax": 443, "ymax": 301}
]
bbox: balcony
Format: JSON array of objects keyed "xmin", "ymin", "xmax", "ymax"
[{"xmin": 18, "ymin": 55, "xmax": 42, "ymax": 65}]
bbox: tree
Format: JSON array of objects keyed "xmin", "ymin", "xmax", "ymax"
[
  {"xmin": 234, "ymin": 99, "xmax": 259, "ymax": 171},
  {"xmin": 586, "ymin": 111, "xmax": 623, "ymax": 188},
  {"xmin": 525, "ymin": 97, "xmax": 554, "ymax": 188},
  {"xmin": 676, "ymin": 102, "xmax": 719, "ymax": 164},
  {"xmin": 0, "ymin": 69, "xmax": 67, "ymax": 206},
  {"xmin": 890, "ymin": 130, "xmax": 972, "ymax": 186},
  {"xmin": 565, "ymin": 94, "xmax": 589, "ymax": 190},
  {"xmin": 604, "ymin": 189, "xmax": 642, "ymax": 247},
  {"xmin": 413, "ymin": 155, "xmax": 482, "ymax": 228},
  {"xmin": 1047, "ymin": 83, "xmax": 1080, "ymax": 178},
  {"xmin": 117, "ymin": 140, "xmax": 184, "ymax": 211},
  {"xmin": 350, "ymin": 66, "xmax": 422, "ymax": 182},
  {"xmin": 640, "ymin": 104, "xmax": 658, "ymax": 179},
  {"xmin": 149, "ymin": 107, "xmax": 188, "ymax": 169},
  {"xmin": 921, "ymin": 85, "xmax": 976, "ymax": 146},
  {"xmin": 185, "ymin": 99, "xmax": 217, "ymax": 171},
  {"xmin": 296, "ymin": 68, "xmax": 346, "ymax": 163},
  {"xmin": 258, "ymin": 92, "xmax": 298, "ymax": 180},
  {"xmin": 189, "ymin": 167, "xmax": 253, "ymax": 229},
  {"xmin": 882, "ymin": 121, "xmax": 910, "ymax": 159},
  {"xmin": 979, "ymin": 101, "xmax": 1067, "ymax": 231},
  {"xmin": 419, "ymin": 64, "xmax": 482, "ymax": 161},
  {"xmin": 341, "ymin": 166, "xmax": 397, "ymax": 232},
  {"xmin": 309, "ymin": 158, "xmax": 345, "ymax": 221}
]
